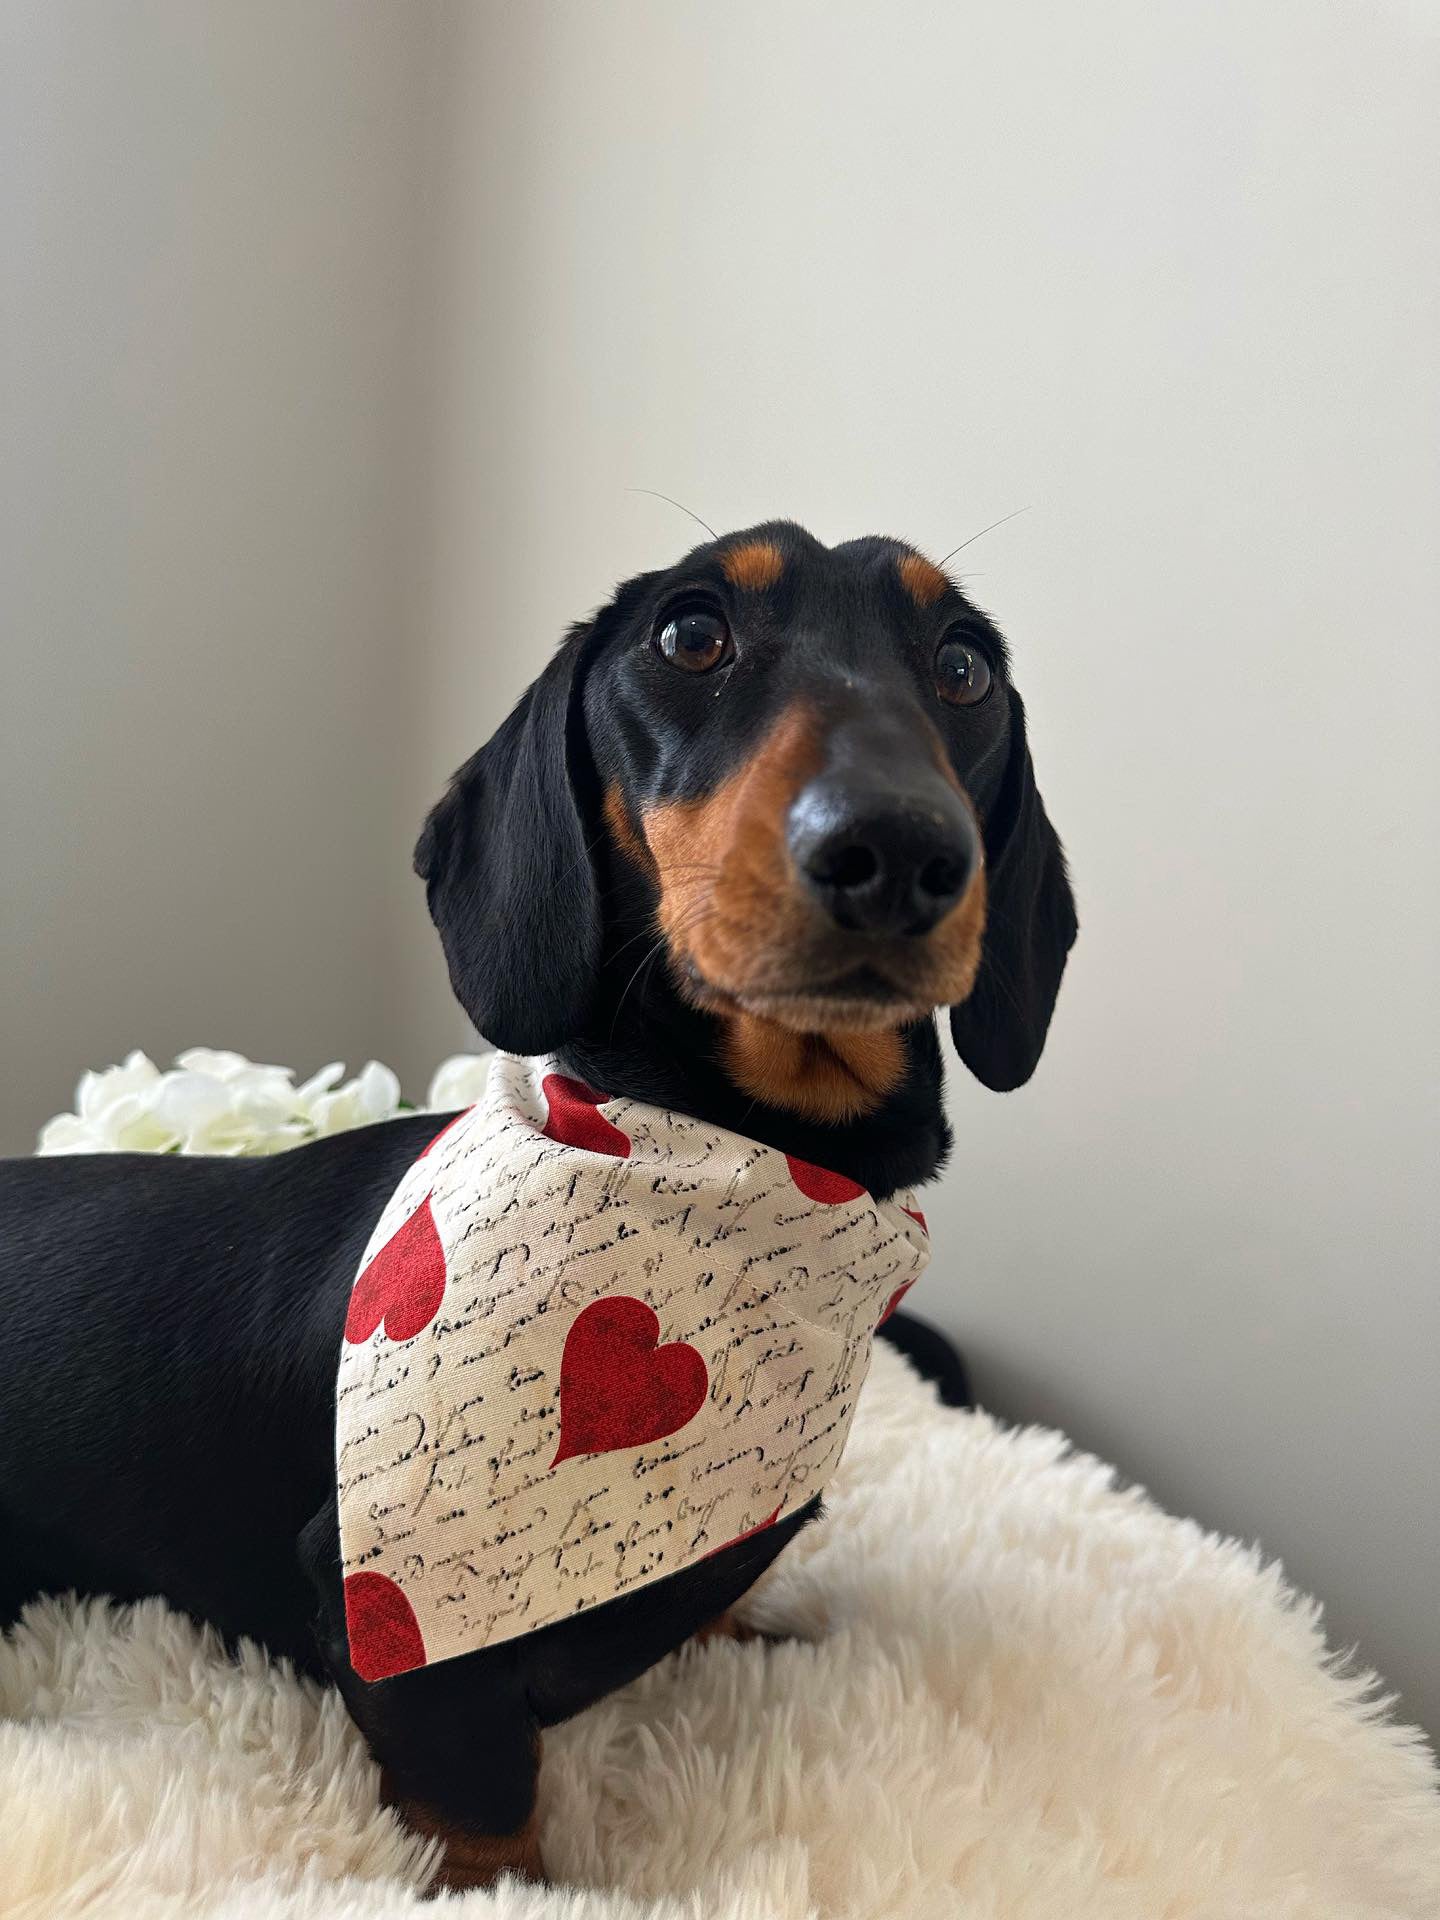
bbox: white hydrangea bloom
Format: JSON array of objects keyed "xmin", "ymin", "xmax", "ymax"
[
  {"xmin": 301, "ymin": 1060, "xmax": 403, "ymax": 1138},
  {"xmin": 37, "ymin": 1050, "xmax": 408, "ymax": 1157},
  {"xmin": 425, "ymin": 1053, "xmax": 492, "ymax": 1112},
  {"xmin": 38, "ymin": 1051, "xmax": 177, "ymax": 1155},
  {"xmin": 164, "ymin": 1069, "xmax": 308, "ymax": 1156},
  {"xmin": 173, "ymin": 1048, "xmax": 270, "ymax": 1083}
]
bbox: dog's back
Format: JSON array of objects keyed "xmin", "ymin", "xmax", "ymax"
[{"xmin": 0, "ymin": 1115, "xmax": 440, "ymax": 1662}]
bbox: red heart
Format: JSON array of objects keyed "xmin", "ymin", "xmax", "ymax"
[
  {"xmin": 344, "ymin": 1196, "xmax": 447, "ymax": 1344},
  {"xmin": 344, "ymin": 1569, "xmax": 427, "ymax": 1681},
  {"xmin": 878, "ymin": 1279, "xmax": 916, "ymax": 1327},
  {"xmin": 705, "ymin": 1504, "xmax": 782, "ymax": 1558},
  {"xmin": 551, "ymin": 1296, "xmax": 708, "ymax": 1466},
  {"xmin": 902, "ymin": 1206, "xmax": 928, "ymax": 1234},
  {"xmin": 419, "ymin": 1108, "xmax": 471, "ymax": 1159},
  {"xmin": 541, "ymin": 1074, "xmax": 631, "ymax": 1158},
  {"xmin": 785, "ymin": 1154, "xmax": 866, "ymax": 1204}
]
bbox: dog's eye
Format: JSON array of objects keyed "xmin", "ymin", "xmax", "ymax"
[
  {"xmin": 655, "ymin": 606, "xmax": 733, "ymax": 674},
  {"xmin": 934, "ymin": 634, "xmax": 994, "ymax": 707}
]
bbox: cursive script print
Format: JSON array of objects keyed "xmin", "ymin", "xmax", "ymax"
[{"xmin": 335, "ymin": 1054, "xmax": 929, "ymax": 1676}]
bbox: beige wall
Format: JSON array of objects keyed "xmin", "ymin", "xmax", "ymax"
[
  {"xmin": 4, "ymin": 2, "xmax": 1437, "ymax": 1737},
  {"xmin": 1, "ymin": 2, "xmax": 442, "ymax": 1137}
]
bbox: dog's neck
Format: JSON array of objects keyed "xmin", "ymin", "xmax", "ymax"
[{"xmin": 559, "ymin": 983, "xmax": 951, "ymax": 1200}]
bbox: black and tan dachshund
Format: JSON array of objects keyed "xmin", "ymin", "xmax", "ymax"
[{"xmin": 0, "ymin": 521, "xmax": 1075, "ymax": 1888}]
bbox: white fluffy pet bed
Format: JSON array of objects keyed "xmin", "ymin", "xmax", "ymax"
[{"xmin": 6, "ymin": 1054, "xmax": 1439, "ymax": 1919}]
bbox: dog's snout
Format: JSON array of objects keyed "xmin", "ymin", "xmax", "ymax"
[{"xmin": 787, "ymin": 775, "xmax": 979, "ymax": 937}]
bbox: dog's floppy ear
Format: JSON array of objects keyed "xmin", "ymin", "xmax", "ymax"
[
  {"xmin": 414, "ymin": 622, "xmax": 602, "ymax": 1053},
  {"xmin": 949, "ymin": 686, "xmax": 1077, "ymax": 1091}
]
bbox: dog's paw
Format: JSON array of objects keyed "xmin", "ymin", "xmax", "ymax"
[
  {"xmin": 389, "ymin": 1791, "xmax": 546, "ymax": 1897},
  {"xmin": 427, "ymin": 1835, "xmax": 546, "ymax": 1897},
  {"xmin": 690, "ymin": 1608, "xmax": 805, "ymax": 1650}
]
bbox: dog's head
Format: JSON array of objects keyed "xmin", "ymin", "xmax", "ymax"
[{"xmin": 416, "ymin": 521, "xmax": 1076, "ymax": 1121}]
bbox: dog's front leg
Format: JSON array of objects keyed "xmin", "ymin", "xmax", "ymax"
[
  {"xmin": 326, "ymin": 1636, "xmax": 544, "ymax": 1892},
  {"xmin": 299, "ymin": 1508, "xmax": 544, "ymax": 1892},
  {"xmin": 342, "ymin": 1657, "xmax": 544, "ymax": 1893}
]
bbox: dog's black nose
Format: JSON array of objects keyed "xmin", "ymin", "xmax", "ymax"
[{"xmin": 787, "ymin": 776, "xmax": 979, "ymax": 936}]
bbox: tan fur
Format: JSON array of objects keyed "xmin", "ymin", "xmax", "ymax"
[
  {"xmin": 603, "ymin": 782, "xmax": 654, "ymax": 874},
  {"xmin": 897, "ymin": 552, "xmax": 951, "ymax": 608},
  {"xmin": 723, "ymin": 1019, "xmax": 906, "ymax": 1124},
  {"xmin": 642, "ymin": 706, "xmax": 822, "ymax": 996},
  {"xmin": 721, "ymin": 540, "xmax": 785, "ymax": 591},
  {"xmin": 691, "ymin": 1607, "xmax": 769, "ymax": 1648},
  {"xmin": 384, "ymin": 1779, "xmax": 545, "ymax": 1893},
  {"xmin": 625, "ymin": 706, "xmax": 987, "ymax": 1120}
]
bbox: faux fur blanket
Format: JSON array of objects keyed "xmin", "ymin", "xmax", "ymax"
[{"xmin": 6, "ymin": 1054, "xmax": 1438, "ymax": 1917}]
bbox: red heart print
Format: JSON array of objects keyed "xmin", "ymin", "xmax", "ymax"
[
  {"xmin": 878, "ymin": 1279, "xmax": 916, "ymax": 1326},
  {"xmin": 785, "ymin": 1154, "xmax": 866, "ymax": 1204},
  {"xmin": 902, "ymin": 1206, "xmax": 928, "ymax": 1233},
  {"xmin": 419, "ymin": 1108, "xmax": 471, "ymax": 1158},
  {"xmin": 541, "ymin": 1074, "xmax": 631, "ymax": 1158},
  {"xmin": 551, "ymin": 1296, "xmax": 708, "ymax": 1466},
  {"xmin": 344, "ymin": 1569, "xmax": 427, "ymax": 1681},
  {"xmin": 705, "ymin": 1503, "xmax": 782, "ymax": 1559},
  {"xmin": 344, "ymin": 1196, "xmax": 447, "ymax": 1344}
]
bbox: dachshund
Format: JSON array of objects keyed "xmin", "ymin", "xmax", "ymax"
[{"xmin": 0, "ymin": 521, "xmax": 1075, "ymax": 1889}]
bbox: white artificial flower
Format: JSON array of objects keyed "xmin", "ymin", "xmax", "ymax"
[
  {"xmin": 296, "ymin": 1062, "xmax": 347, "ymax": 1103},
  {"xmin": 155, "ymin": 1067, "xmax": 310, "ymax": 1157},
  {"xmin": 74, "ymin": 1048, "xmax": 161, "ymax": 1114},
  {"xmin": 174, "ymin": 1048, "xmax": 258, "ymax": 1083},
  {"xmin": 302, "ymin": 1060, "xmax": 403, "ymax": 1139},
  {"xmin": 35, "ymin": 1047, "xmax": 449, "ymax": 1157},
  {"xmin": 426, "ymin": 1053, "xmax": 491, "ymax": 1111},
  {"xmin": 36, "ymin": 1111, "xmax": 112, "ymax": 1155},
  {"xmin": 37, "ymin": 1050, "xmax": 179, "ymax": 1154},
  {"xmin": 180, "ymin": 1049, "xmax": 311, "ymax": 1117},
  {"xmin": 152, "ymin": 1070, "xmax": 233, "ymax": 1144}
]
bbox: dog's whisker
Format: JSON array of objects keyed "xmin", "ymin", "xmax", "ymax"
[
  {"xmin": 607, "ymin": 900, "xmax": 716, "ymax": 1039},
  {"xmin": 937, "ymin": 506, "xmax": 1031, "ymax": 570},
  {"xmin": 607, "ymin": 938, "xmax": 673, "ymax": 1041},
  {"xmin": 627, "ymin": 488, "xmax": 718, "ymax": 542},
  {"xmin": 602, "ymin": 873, "xmax": 722, "ymax": 966}
]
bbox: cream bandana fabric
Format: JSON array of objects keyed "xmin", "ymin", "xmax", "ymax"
[{"xmin": 335, "ymin": 1053, "xmax": 930, "ymax": 1680}]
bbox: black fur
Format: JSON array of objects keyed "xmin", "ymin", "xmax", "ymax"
[
  {"xmin": 0, "ymin": 521, "xmax": 1074, "ymax": 1867},
  {"xmin": 949, "ymin": 685, "xmax": 1077, "ymax": 1091},
  {"xmin": 416, "ymin": 617, "xmax": 607, "ymax": 1056}
]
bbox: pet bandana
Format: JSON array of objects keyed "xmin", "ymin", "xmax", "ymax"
[{"xmin": 336, "ymin": 1052, "xmax": 930, "ymax": 1680}]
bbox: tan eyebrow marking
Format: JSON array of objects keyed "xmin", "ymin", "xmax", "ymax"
[
  {"xmin": 721, "ymin": 540, "xmax": 785, "ymax": 591},
  {"xmin": 897, "ymin": 552, "xmax": 951, "ymax": 608}
]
